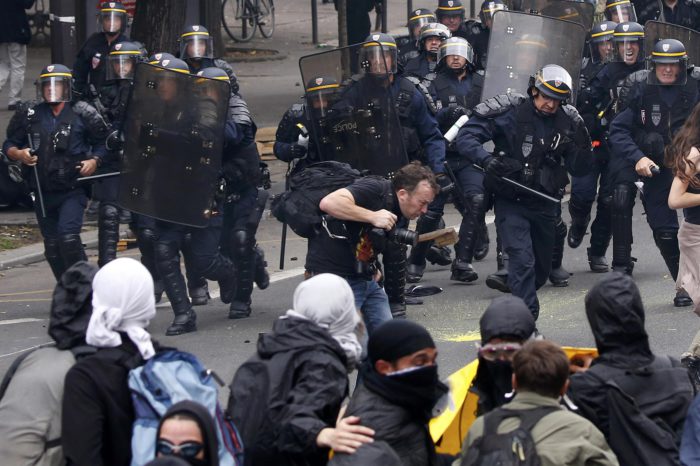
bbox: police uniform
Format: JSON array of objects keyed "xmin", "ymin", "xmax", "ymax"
[
  {"xmin": 608, "ymin": 41, "xmax": 699, "ymax": 306},
  {"xmin": 3, "ymin": 66, "xmax": 107, "ymax": 281},
  {"xmin": 399, "ymin": 9, "xmax": 437, "ymax": 66},
  {"xmin": 457, "ymin": 68, "xmax": 592, "ymax": 317},
  {"xmin": 463, "ymin": 21, "xmax": 490, "ymax": 70}
]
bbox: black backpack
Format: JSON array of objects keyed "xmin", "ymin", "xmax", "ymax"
[
  {"xmin": 271, "ymin": 161, "xmax": 362, "ymax": 238},
  {"xmin": 462, "ymin": 406, "xmax": 560, "ymax": 466},
  {"xmin": 586, "ymin": 356, "xmax": 693, "ymax": 466}
]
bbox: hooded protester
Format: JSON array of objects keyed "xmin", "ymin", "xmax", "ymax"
[
  {"xmin": 156, "ymin": 401, "xmax": 219, "ymax": 466},
  {"xmin": 568, "ymin": 272, "xmax": 693, "ymax": 465},
  {"xmin": 470, "ymin": 296, "xmax": 536, "ymax": 415},
  {"xmin": 0, "ymin": 261, "xmax": 97, "ymax": 466},
  {"xmin": 339, "ymin": 320, "xmax": 450, "ymax": 466},
  {"xmin": 62, "ymin": 257, "xmax": 158, "ymax": 466},
  {"xmin": 229, "ymin": 273, "xmax": 372, "ymax": 466}
]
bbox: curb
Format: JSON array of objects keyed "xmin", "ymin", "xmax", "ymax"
[
  {"xmin": 0, "ymin": 230, "xmax": 99, "ymax": 271},
  {"xmin": 223, "ymin": 47, "xmax": 289, "ymax": 63}
]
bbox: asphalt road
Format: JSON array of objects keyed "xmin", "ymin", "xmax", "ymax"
[{"xmin": 2, "ymin": 194, "xmax": 698, "ymax": 388}]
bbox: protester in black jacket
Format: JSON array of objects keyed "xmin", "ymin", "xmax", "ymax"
[
  {"xmin": 156, "ymin": 401, "xmax": 220, "ymax": 466},
  {"xmin": 229, "ymin": 273, "xmax": 372, "ymax": 466},
  {"xmin": 0, "ymin": 0, "xmax": 33, "ymax": 109},
  {"xmin": 338, "ymin": 320, "xmax": 450, "ymax": 466},
  {"xmin": 62, "ymin": 258, "xmax": 158, "ymax": 466}
]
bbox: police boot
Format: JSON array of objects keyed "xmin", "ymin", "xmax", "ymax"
[
  {"xmin": 407, "ymin": 211, "xmax": 442, "ymax": 283},
  {"xmin": 137, "ymin": 228, "xmax": 163, "ymax": 303},
  {"xmin": 85, "ymin": 199, "xmax": 100, "ymax": 222},
  {"xmin": 611, "ymin": 184, "xmax": 635, "ymax": 275},
  {"xmin": 587, "ymin": 196, "xmax": 612, "ymax": 273},
  {"xmin": 549, "ymin": 218, "xmax": 570, "ymax": 287},
  {"xmin": 653, "ymin": 230, "xmax": 693, "ymax": 307},
  {"xmin": 188, "ymin": 280, "xmax": 210, "ymax": 307},
  {"xmin": 254, "ymin": 245, "xmax": 270, "ymax": 290},
  {"xmin": 44, "ymin": 238, "xmax": 66, "ymax": 280},
  {"xmin": 451, "ymin": 259, "xmax": 477, "ymax": 282},
  {"xmin": 587, "ymin": 248, "xmax": 610, "ymax": 273},
  {"xmin": 229, "ymin": 230, "xmax": 255, "ymax": 318},
  {"xmin": 384, "ymin": 243, "xmax": 408, "ymax": 318},
  {"xmin": 451, "ymin": 194, "xmax": 483, "ymax": 282},
  {"xmin": 58, "ymin": 234, "xmax": 87, "ymax": 273},
  {"xmin": 473, "ymin": 219, "xmax": 490, "ymax": 261},
  {"xmin": 97, "ymin": 202, "xmax": 120, "ymax": 268},
  {"xmin": 156, "ymin": 241, "xmax": 197, "ymax": 335},
  {"xmin": 567, "ymin": 199, "xmax": 591, "ymax": 249},
  {"xmin": 426, "ymin": 245, "xmax": 453, "ymax": 266},
  {"xmin": 682, "ymin": 355, "xmax": 700, "ymax": 393},
  {"xmin": 486, "ymin": 234, "xmax": 510, "ymax": 293}
]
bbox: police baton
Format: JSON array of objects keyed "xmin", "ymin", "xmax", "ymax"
[
  {"xmin": 77, "ymin": 171, "xmax": 121, "ymax": 182},
  {"xmin": 26, "ymin": 135, "xmax": 46, "ymax": 218},
  {"xmin": 472, "ymin": 164, "xmax": 561, "ymax": 205}
]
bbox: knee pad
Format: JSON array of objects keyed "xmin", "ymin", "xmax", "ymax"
[
  {"xmin": 612, "ymin": 184, "xmax": 635, "ymax": 211},
  {"xmin": 99, "ymin": 203, "xmax": 120, "ymax": 222},
  {"xmin": 231, "ymin": 229, "xmax": 253, "ymax": 257},
  {"xmin": 155, "ymin": 241, "xmax": 181, "ymax": 275}
]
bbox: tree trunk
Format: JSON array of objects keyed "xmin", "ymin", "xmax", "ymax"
[
  {"xmin": 131, "ymin": 0, "xmax": 187, "ymax": 56},
  {"xmin": 200, "ymin": 0, "xmax": 225, "ymax": 57}
]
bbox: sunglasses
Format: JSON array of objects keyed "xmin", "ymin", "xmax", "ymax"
[
  {"xmin": 476, "ymin": 342, "xmax": 522, "ymax": 361},
  {"xmin": 156, "ymin": 439, "xmax": 204, "ymax": 459}
]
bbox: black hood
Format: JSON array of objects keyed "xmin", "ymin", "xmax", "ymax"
[
  {"xmin": 156, "ymin": 400, "xmax": 219, "ymax": 466},
  {"xmin": 48, "ymin": 261, "xmax": 97, "ymax": 350},
  {"xmin": 329, "ymin": 441, "xmax": 402, "ymax": 466},
  {"xmin": 480, "ymin": 296, "xmax": 536, "ymax": 344},
  {"xmin": 258, "ymin": 316, "xmax": 346, "ymax": 363},
  {"xmin": 145, "ymin": 457, "xmax": 191, "ymax": 466},
  {"xmin": 585, "ymin": 272, "xmax": 653, "ymax": 363}
]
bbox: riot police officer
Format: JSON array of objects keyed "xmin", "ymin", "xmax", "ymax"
[
  {"xmin": 404, "ymin": 23, "xmax": 451, "ymax": 79},
  {"xmin": 148, "ymin": 58, "xmax": 238, "ymax": 335},
  {"xmin": 463, "ymin": 0, "xmax": 507, "ymax": 70},
  {"xmin": 3, "ymin": 65, "xmax": 107, "ymax": 280},
  {"xmin": 604, "ymin": 0, "xmax": 637, "ymax": 22},
  {"xmin": 436, "ymin": 0, "xmax": 467, "ymax": 39},
  {"xmin": 428, "ymin": 37, "xmax": 487, "ymax": 283},
  {"xmin": 608, "ymin": 38, "xmax": 698, "ymax": 307},
  {"xmin": 457, "ymin": 65, "xmax": 592, "ymax": 318},
  {"xmin": 572, "ymin": 21, "xmax": 645, "ymax": 273},
  {"xmin": 178, "ymin": 25, "xmax": 238, "ymax": 87},
  {"xmin": 399, "ymin": 8, "xmax": 438, "ymax": 65},
  {"xmin": 199, "ymin": 67, "xmax": 271, "ymax": 319},
  {"xmin": 73, "ymin": 1, "xmax": 129, "ymax": 100}
]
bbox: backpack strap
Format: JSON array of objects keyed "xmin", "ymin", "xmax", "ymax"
[
  {"xmin": 0, "ymin": 343, "xmax": 55, "ymax": 401},
  {"xmin": 483, "ymin": 405, "xmax": 561, "ymax": 436}
]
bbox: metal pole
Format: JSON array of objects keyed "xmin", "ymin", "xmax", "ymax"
[
  {"xmin": 381, "ymin": 0, "xmax": 387, "ymax": 33},
  {"xmin": 311, "ymin": 0, "xmax": 319, "ymax": 45},
  {"xmin": 338, "ymin": 0, "xmax": 347, "ymax": 48},
  {"xmin": 407, "ymin": 0, "xmax": 413, "ymax": 19},
  {"xmin": 470, "ymin": 0, "xmax": 476, "ymax": 19}
]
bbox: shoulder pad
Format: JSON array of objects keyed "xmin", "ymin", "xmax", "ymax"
[
  {"xmin": 691, "ymin": 67, "xmax": 700, "ymax": 81},
  {"xmin": 464, "ymin": 20, "xmax": 485, "ymax": 35},
  {"xmin": 213, "ymin": 58, "xmax": 240, "ymax": 93},
  {"xmin": 627, "ymin": 69, "xmax": 648, "ymax": 85},
  {"xmin": 228, "ymin": 93, "xmax": 253, "ymax": 126},
  {"xmin": 562, "ymin": 104, "xmax": 584, "ymax": 125},
  {"xmin": 619, "ymin": 70, "xmax": 648, "ymax": 107},
  {"xmin": 72, "ymin": 100, "xmax": 110, "ymax": 134},
  {"xmin": 290, "ymin": 103, "xmax": 305, "ymax": 118},
  {"xmin": 474, "ymin": 93, "xmax": 526, "ymax": 118},
  {"xmin": 402, "ymin": 76, "xmax": 437, "ymax": 114}
]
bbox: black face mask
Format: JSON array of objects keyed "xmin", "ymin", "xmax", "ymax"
[{"xmin": 484, "ymin": 358, "xmax": 513, "ymax": 396}]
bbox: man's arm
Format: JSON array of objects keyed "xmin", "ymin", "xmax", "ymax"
[
  {"xmin": 410, "ymin": 89, "xmax": 446, "ymax": 174},
  {"xmin": 608, "ymin": 108, "xmax": 646, "ymax": 165},
  {"xmin": 319, "ymin": 188, "xmax": 397, "ymax": 230},
  {"xmin": 456, "ymin": 115, "xmax": 495, "ymax": 166}
]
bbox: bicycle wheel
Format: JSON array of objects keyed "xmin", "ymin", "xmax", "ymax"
[
  {"xmin": 222, "ymin": 0, "xmax": 256, "ymax": 43},
  {"xmin": 257, "ymin": 0, "xmax": 275, "ymax": 38}
]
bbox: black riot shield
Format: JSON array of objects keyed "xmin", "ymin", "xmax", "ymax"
[
  {"xmin": 298, "ymin": 41, "xmax": 409, "ymax": 177},
  {"xmin": 118, "ymin": 63, "xmax": 228, "ymax": 227},
  {"xmin": 481, "ymin": 11, "xmax": 586, "ymax": 102},
  {"xmin": 645, "ymin": 21, "xmax": 700, "ymax": 69},
  {"xmin": 505, "ymin": 0, "xmax": 594, "ymax": 29}
]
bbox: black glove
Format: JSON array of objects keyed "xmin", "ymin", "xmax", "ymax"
[
  {"xmin": 483, "ymin": 156, "xmax": 521, "ymax": 177},
  {"xmin": 289, "ymin": 143, "xmax": 307, "ymax": 159},
  {"xmin": 435, "ymin": 173, "xmax": 452, "ymax": 193},
  {"xmin": 447, "ymin": 106, "xmax": 467, "ymax": 123}
]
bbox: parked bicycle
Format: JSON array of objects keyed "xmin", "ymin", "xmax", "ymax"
[{"xmin": 222, "ymin": 0, "xmax": 275, "ymax": 43}]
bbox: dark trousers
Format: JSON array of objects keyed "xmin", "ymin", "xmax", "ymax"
[{"xmin": 35, "ymin": 189, "xmax": 87, "ymax": 238}]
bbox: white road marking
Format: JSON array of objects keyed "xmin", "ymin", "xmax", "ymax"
[{"xmin": 0, "ymin": 318, "xmax": 43, "ymax": 326}]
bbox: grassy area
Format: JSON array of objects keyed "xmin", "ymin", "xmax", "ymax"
[{"xmin": 0, "ymin": 225, "xmax": 44, "ymax": 251}]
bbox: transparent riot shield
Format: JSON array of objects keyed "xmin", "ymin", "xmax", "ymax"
[
  {"xmin": 481, "ymin": 11, "xmax": 586, "ymax": 102},
  {"xmin": 645, "ymin": 21, "xmax": 700, "ymax": 69},
  {"xmin": 118, "ymin": 63, "xmax": 229, "ymax": 227},
  {"xmin": 506, "ymin": 0, "xmax": 594, "ymax": 29},
  {"xmin": 298, "ymin": 41, "xmax": 409, "ymax": 177}
]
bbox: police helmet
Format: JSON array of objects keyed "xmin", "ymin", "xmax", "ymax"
[
  {"xmin": 612, "ymin": 22, "xmax": 644, "ymax": 64},
  {"xmin": 147, "ymin": 52, "xmax": 176, "ymax": 65},
  {"xmin": 436, "ymin": 0, "xmax": 465, "ymax": 20},
  {"xmin": 179, "ymin": 25, "xmax": 213, "ymax": 60},
  {"xmin": 36, "ymin": 64, "xmax": 72, "ymax": 104},
  {"xmin": 157, "ymin": 57, "xmax": 190, "ymax": 74},
  {"xmin": 195, "ymin": 67, "xmax": 231, "ymax": 103},
  {"xmin": 528, "ymin": 64, "xmax": 573, "ymax": 102},
  {"xmin": 604, "ymin": 0, "xmax": 637, "ymax": 23},
  {"xmin": 360, "ymin": 33, "xmax": 398, "ymax": 75},
  {"xmin": 647, "ymin": 39, "xmax": 688, "ymax": 86},
  {"xmin": 437, "ymin": 37, "xmax": 475, "ymax": 69},
  {"xmin": 98, "ymin": 1, "xmax": 128, "ymax": 34},
  {"xmin": 106, "ymin": 41, "xmax": 144, "ymax": 81},
  {"xmin": 418, "ymin": 23, "xmax": 451, "ymax": 53},
  {"xmin": 305, "ymin": 76, "xmax": 341, "ymax": 118},
  {"xmin": 407, "ymin": 8, "xmax": 437, "ymax": 40},
  {"xmin": 589, "ymin": 21, "xmax": 617, "ymax": 64},
  {"xmin": 479, "ymin": 0, "xmax": 507, "ymax": 25}
]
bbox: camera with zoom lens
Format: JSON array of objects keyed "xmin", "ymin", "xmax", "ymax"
[{"xmin": 372, "ymin": 227, "xmax": 418, "ymax": 246}]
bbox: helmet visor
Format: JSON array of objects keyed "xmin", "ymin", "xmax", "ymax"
[
  {"xmin": 605, "ymin": 3, "xmax": 637, "ymax": 23},
  {"xmin": 481, "ymin": 4, "xmax": 505, "ymax": 24},
  {"xmin": 99, "ymin": 10, "xmax": 126, "ymax": 34},
  {"xmin": 306, "ymin": 87, "xmax": 340, "ymax": 118},
  {"xmin": 438, "ymin": 41, "xmax": 474, "ymax": 66},
  {"xmin": 180, "ymin": 35, "xmax": 213, "ymax": 59},
  {"xmin": 106, "ymin": 54, "xmax": 136, "ymax": 80},
  {"xmin": 613, "ymin": 38, "xmax": 643, "ymax": 64},
  {"xmin": 589, "ymin": 35, "xmax": 615, "ymax": 64},
  {"xmin": 37, "ymin": 76, "xmax": 71, "ymax": 103},
  {"xmin": 647, "ymin": 57, "xmax": 688, "ymax": 85},
  {"xmin": 359, "ymin": 43, "xmax": 397, "ymax": 75},
  {"xmin": 409, "ymin": 16, "xmax": 434, "ymax": 39},
  {"xmin": 536, "ymin": 66, "xmax": 572, "ymax": 100}
]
